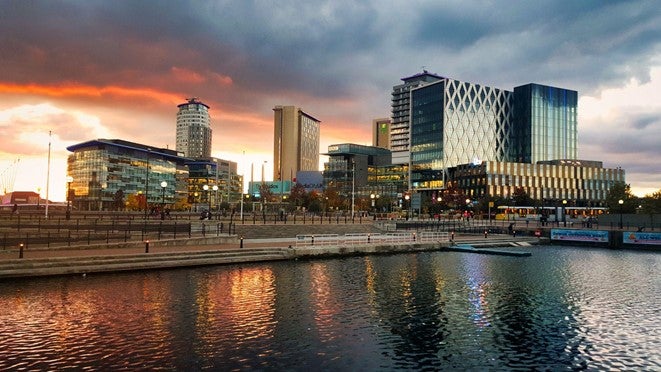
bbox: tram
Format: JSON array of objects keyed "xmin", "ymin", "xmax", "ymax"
[{"xmin": 495, "ymin": 205, "xmax": 607, "ymax": 222}]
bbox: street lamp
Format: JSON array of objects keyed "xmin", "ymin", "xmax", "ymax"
[
  {"xmin": 618, "ymin": 199, "xmax": 624, "ymax": 229},
  {"xmin": 66, "ymin": 176, "xmax": 73, "ymax": 219},
  {"xmin": 404, "ymin": 194, "xmax": 410, "ymax": 220},
  {"xmin": 160, "ymin": 181, "xmax": 167, "ymax": 206},
  {"xmin": 203, "ymin": 185, "xmax": 211, "ymax": 212},
  {"xmin": 562, "ymin": 199, "xmax": 567, "ymax": 227},
  {"xmin": 212, "ymin": 185, "xmax": 219, "ymax": 211}
]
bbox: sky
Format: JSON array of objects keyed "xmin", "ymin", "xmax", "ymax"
[{"xmin": 1, "ymin": 0, "xmax": 660, "ymax": 202}]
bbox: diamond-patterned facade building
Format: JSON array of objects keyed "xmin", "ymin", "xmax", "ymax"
[{"xmin": 410, "ymin": 77, "xmax": 514, "ymax": 190}]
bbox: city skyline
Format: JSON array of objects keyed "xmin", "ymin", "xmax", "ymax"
[{"xmin": 1, "ymin": 1, "xmax": 659, "ymax": 201}]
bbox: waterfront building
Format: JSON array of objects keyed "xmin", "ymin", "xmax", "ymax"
[
  {"xmin": 176, "ymin": 98, "xmax": 212, "ymax": 158},
  {"xmin": 390, "ymin": 70, "xmax": 444, "ymax": 164},
  {"xmin": 273, "ymin": 105, "xmax": 321, "ymax": 182},
  {"xmin": 372, "ymin": 118, "xmax": 391, "ymax": 149},
  {"xmin": 323, "ymin": 144, "xmax": 406, "ymax": 211},
  {"xmin": 186, "ymin": 158, "xmax": 243, "ymax": 211},
  {"xmin": 66, "ymin": 139, "xmax": 188, "ymax": 211},
  {"xmin": 452, "ymin": 159, "xmax": 624, "ymax": 206},
  {"xmin": 512, "ymin": 84, "xmax": 578, "ymax": 163},
  {"xmin": 410, "ymin": 77, "xmax": 513, "ymax": 191},
  {"xmin": 66, "ymin": 140, "xmax": 242, "ymax": 211}
]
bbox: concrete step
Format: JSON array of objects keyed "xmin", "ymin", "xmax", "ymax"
[{"xmin": 0, "ymin": 249, "xmax": 292, "ymax": 278}]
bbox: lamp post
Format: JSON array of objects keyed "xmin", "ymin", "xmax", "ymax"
[
  {"xmin": 404, "ymin": 194, "xmax": 410, "ymax": 220},
  {"xmin": 66, "ymin": 176, "xmax": 73, "ymax": 220},
  {"xmin": 562, "ymin": 199, "xmax": 567, "ymax": 227},
  {"xmin": 212, "ymin": 185, "xmax": 219, "ymax": 212},
  {"xmin": 160, "ymin": 181, "xmax": 167, "ymax": 206},
  {"xmin": 618, "ymin": 199, "xmax": 624, "ymax": 229},
  {"xmin": 203, "ymin": 185, "xmax": 211, "ymax": 212}
]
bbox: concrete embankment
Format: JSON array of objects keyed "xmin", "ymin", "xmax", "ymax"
[{"xmin": 0, "ymin": 235, "xmax": 543, "ymax": 279}]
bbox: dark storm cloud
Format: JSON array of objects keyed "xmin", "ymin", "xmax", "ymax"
[{"xmin": 2, "ymin": 0, "xmax": 658, "ymax": 102}]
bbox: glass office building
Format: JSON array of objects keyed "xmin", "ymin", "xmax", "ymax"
[
  {"xmin": 390, "ymin": 71, "xmax": 443, "ymax": 164},
  {"xmin": 410, "ymin": 78, "xmax": 513, "ymax": 190},
  {"xmin": 512, "ymin": 84, "xmax": 578, "ymax": 163},
  {"xmin": 66, "ymin": 139, "xmax": 188, "ymax": 211}
]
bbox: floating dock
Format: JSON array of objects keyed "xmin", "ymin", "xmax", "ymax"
[{"xmin": 446, "ymin": 243, "xmax": 532, "ymax": 257}]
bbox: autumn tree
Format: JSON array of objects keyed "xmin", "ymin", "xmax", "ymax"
[{"xmin": 605, "ymin": 181, "xmax": 637, "ymax": 213}]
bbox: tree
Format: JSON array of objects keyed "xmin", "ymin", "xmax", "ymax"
[
  {"xmin": 289, "ymin": 183, "xmax": 307, "ymax": 208},
  {"xmin": 259, "ymin": 182, "xmax": 274, "ymax": 204},
  {"xmin": 605, "ymin": 181, "xmax": 637, "ymax": 213},
  {"xmin": 640, "ymin": 189, "xmax": 661, "ymax": 214},
  {"xmin": 125, "ymin": 193, "xmax": 140, "ymax": 211},
  {"xmin": 113, "ymin": 189, "xmax": 125, "ymax": 211},
  {"xmin": 512, "ymin": 187, "xmax": 534, "ymax": 207},
  {"xmin": 441, "ymin": 182, "xmax": 466, "ymax": 209}
]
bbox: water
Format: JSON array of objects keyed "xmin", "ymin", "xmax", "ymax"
[{"xmin": 0, "ymin": 245, "xmax": 659, "ymax": 370}]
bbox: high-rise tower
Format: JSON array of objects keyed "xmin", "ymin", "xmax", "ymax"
[
  {"xmin": 273, "ymin": 105, "xmax": 320, "ymax": 182},
  {"xmin": 390, "ymin": 70, "xmax": 443, "ymax": 164},
  {"xmin": 176, "ymin": 98, "xmax": 212, "ymax": 158}
]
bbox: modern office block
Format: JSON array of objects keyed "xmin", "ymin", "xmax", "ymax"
[
  {"xmin": 66, "ymin": 139, "xmax": 188, "ymax": 211},
  {"xmin": 390, "ymin": 70, "xmax": 443, "ymax": 164},
  {"xmin": 512, "ymin": 84, "xmax": 578, "ymax": 163},
  {"xmin": 453, "ymin": 159, "xmax": 624, "ymax": 206},
  {"xmin": 409, "ymin": 78, "xmax": 513, "ymax": 190},
  {"xmin": 273, "ymin": 105, "xmax": 321, "ymax": 182}
]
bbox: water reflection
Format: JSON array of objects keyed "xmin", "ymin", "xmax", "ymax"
[{"xmin": 0, "ymin": 246, "xmax": 658, "ymax": 370}]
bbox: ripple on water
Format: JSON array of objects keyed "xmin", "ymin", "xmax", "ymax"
[{"xmin": 0, "ymin": 247, "xmax": 658, "ymax": 370}]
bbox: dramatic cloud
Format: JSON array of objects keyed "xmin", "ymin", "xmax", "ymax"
[{"xmin": 0, "ymin": 0, "xmax": 660, "ymax": 199}]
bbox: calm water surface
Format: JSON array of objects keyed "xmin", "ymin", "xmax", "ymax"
[{"xmin": 0, "ymin": 245, "xmax": 659, "ymax": 370}]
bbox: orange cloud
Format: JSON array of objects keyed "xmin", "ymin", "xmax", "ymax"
[
  {"xmin": 210, "ymin": 72, "xmax": 233, "ymax": 86},
  {"xmin": 170, "ymin": 66, "xmax": 206, "ymax": 84},
  {"xmin": 0, "ymin": 82, "xmax": 183, "ymax": 106}
]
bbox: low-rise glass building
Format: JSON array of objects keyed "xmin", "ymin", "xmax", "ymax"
[{"xmin": 66, "ymin": 139, "xmax": 242, "ymax": 211}]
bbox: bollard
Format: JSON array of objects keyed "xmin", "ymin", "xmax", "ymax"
[
  {"xmin": 240, "ymin": 235, "xmax": 244, "ymax": 248},
  {"xmin": 513, "ymin": 230, "xmax": 516, "ymax": 238},
  {"xmin": 145, "ymin": 240, "xmax": 150, "ymax": 253},
  {"xmin": 484, "ymin": 230, "xmax": 488, "ymax": 238},
  {"xmin": 367, "ymin": 233, "xmax": 371, "ymax": 243},
  {"xmin": 451, "ymin": 231, "xmax": 455, "ymax": 242},
  {"xmin": 413, "ymin": 232, "xmax": 416, "ymax": 242},
  {"xmin": 311, "ymin": 235, "xmax": 315, "ymax": 246},
  {"xmin": 19, "ymin": 243, "xmax": 24, "ymax": 259}
]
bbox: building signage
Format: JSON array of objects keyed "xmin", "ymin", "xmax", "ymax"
[
  {"xmin": 248, "ymin": 181, "xmax": 292, "ymax": 196},
  {"xmin": 550, "ymin": 229, "xmax": 609, "ymax": 243},
  {"xmin": 622, "ymin": 231, "xmax": 661, "ymax": 246}
]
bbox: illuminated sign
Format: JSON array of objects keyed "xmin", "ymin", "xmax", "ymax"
[
  {"xmin": 550, "ymin": 229, "xmax": 609, "ymax": 243},
  {"xmin": 623, "ymin": 231, "xmax": 661, "ymax": 246}
]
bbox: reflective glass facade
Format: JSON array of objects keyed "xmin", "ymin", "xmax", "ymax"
[
  {"xmin": 390, "ymin": 71, "xmax": 443, "ymax": 162},
  {"xmin": 512, "ymin": 84, "xmax": 577, "ymax": 163},
  {"xmin": 410, "ymin": 78, "xmax": 513, "ymax": 190},
  {"xmin": 66, "ymin": 140, "xmax": 188, "ymax": 211}
]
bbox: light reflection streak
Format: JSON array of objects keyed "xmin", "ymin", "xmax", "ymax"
[
  {"xmin": 462, "ymin": 256, "xmax": 492, "ymax": 329},
  {"xmin": 309, "ymin": 262, "xmax": 342, "ymax": 343}
]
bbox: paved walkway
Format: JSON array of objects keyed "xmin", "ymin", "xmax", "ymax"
[{"xmin": 0, "ymin": 233, "xmax": 541, "ymax": 262}]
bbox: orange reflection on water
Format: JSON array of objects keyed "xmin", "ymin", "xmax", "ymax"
[
  {"xmin": 309, "ymin": 262, "xmax": 343, "ymax": 343},
  {"xmin": 205, "ymin": 268, "xmax": 276, "ymax": 341}
]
